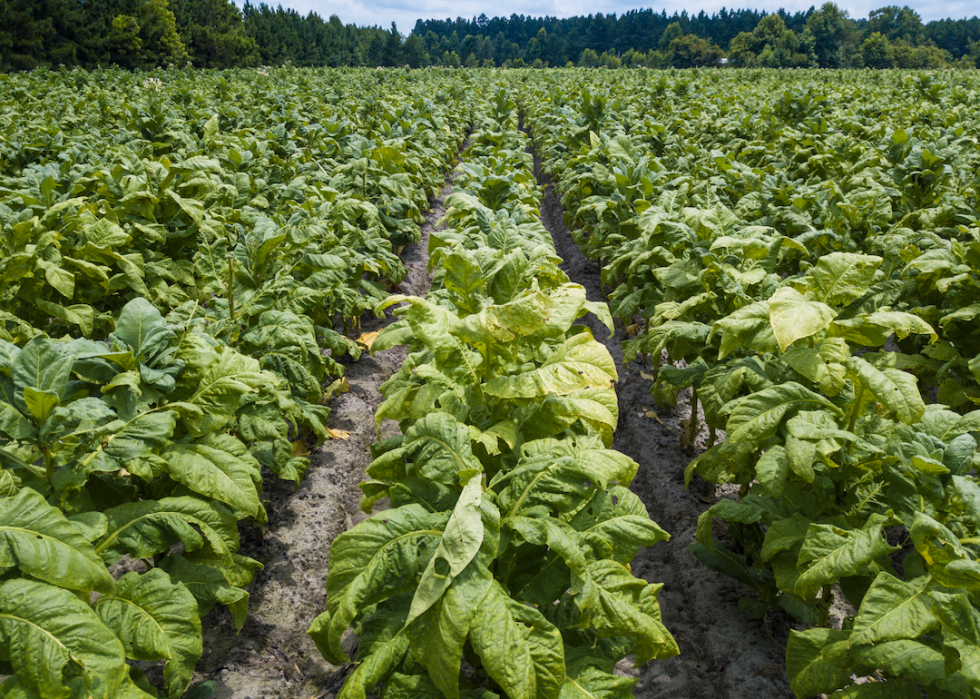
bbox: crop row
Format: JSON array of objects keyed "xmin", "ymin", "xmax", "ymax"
[
  {"xmin": 307, "ymin": 86, "xmax": 679, "ymax": 699},
  {"xmin": 520, "ymin": 69, "xmax": 980, "ymax": 698},
  {"xmin": 0, "ymin": 69, "xmax": 474, "ymax": 699}
]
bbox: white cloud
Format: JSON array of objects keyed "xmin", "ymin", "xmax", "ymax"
[{"xmin": 234, "ymin": 0, "xmax": 978, "ymax": 31}]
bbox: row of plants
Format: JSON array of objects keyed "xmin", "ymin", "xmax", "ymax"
[
  {"xmin": 307, "ymin": 87, "xmax": 679, "ymax": 699},
  {"xmin": 519, "ymin": 69, "xmax": 980, "ymax": 697},
  {"xmin": 0, "ymin": 69, "xmax": 478, "ymax": 698}
]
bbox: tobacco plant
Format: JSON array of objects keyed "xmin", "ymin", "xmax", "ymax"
[
  {"xmin": 309, "ymin": 107, "xmax": 678, "ymax": 699},
  {"xmin": 519, "ymin": 69, "xmax": 980, "ymax": 697}
]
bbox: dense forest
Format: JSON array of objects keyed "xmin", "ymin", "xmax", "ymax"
[{"xmin": 1, "ymin": 0, "xmax": 979, "ymax": 72}]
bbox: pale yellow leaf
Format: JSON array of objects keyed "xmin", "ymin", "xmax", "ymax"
[
  {"xmin": 326, "ymin": 377, "xmax": 351, "ymax": 396},
  {"xmin": 356, "ymin": 331, "xmax": 382, "ymax": 351}
]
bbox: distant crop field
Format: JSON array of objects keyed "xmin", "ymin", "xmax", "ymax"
[{"xmin": 1, "ymin": 67, "xmax": 979, "ymax": 699}]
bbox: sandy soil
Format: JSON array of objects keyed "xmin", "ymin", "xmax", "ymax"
[{"xmin": 193, "ymin": 136, "xmax": 795, "ymax": 699}]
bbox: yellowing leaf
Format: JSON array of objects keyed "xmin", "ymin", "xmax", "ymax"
[
  {"xmin": 327, "ymin": 428, "xmax": 351, "ymax": 440},
  {"xmin": 645, "ymin": 410, "xmax": 663, "ymax": 424},
  {"xmin": 769, "ymin": 287, "xmax": 836, "ymax": 353},
  {"xmin": 356, "ymin": 331, "xmax": 382, "ymax": 351},
  {"xmin": 326, "ymin": 377, "xmax": 351, "ymax": 396}
]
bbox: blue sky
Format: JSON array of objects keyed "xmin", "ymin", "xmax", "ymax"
[{"xmin": 235, "ymin": 0, "xmax": 979, "ymax": 30}]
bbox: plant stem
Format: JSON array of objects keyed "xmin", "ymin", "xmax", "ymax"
[
  {"xmin": 846, "ymin": 383, "xmax": 864, "ymax": 458},
  {"xmin": 846, "ymin": 384, "xmax": 864, "ymax": 434},
  {"xmin": 41, "ymin": 446, "xmax": 54, "ymax": 486},
  {"xmin": 688, "ymin": 386, "xmax": 699, "ymax": 445},
  {"xmin": 818, "ymin": 584, "xmax": 835, "ymax": 627},
  {"xmin": 226, "ymin": 253, "xmax": 236, "ymax": 324}
]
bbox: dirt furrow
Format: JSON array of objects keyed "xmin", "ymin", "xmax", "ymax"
[
  {"xmin": 198, "ymin": 170, "xmax": 457, "ymax": 699},
  {"xmin": 536, "ymin": 168, "xmax": 793, "ymax": 699}
]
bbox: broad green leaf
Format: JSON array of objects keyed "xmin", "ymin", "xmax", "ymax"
[
  {"xmin": 407, "ymin": 474, "xmax": 485, "ymax": 628},
  {"xmin": 0, "ymin": 383, "xmax": 37, "ymax": 440},
  {"xmin": 495, "ymin": 441, "xmax": 637, "ymax": 520},
  {"xmin": 34, "ymin": 299, "xmax": 95, "ymax": 337},
  {"xmin": 38, "ymin": 259, "xmax": 75, "ymax": 298},
  {"xmin": 756, "ymin": 446, "xmax": 790, "ymax": 496},
  {"xmin": 374, "ymin": 297, "xmax": 479, "ymax": 384},
  {"xmin": 807, "ymin": 252, "xmax": 882, "ymax": 306},
  {"xmin": 580, "ymin": 559, "xmax": 678, "ymax": 663},
  {"xmin": 157, "ymin": 554, "xmax": 250, "ymax": 631},
  {"xmin": 484, "ymin": 332, "xmax": 616, "ymax": 399},
  {"xmin": 114, "ymin": 298, "xmax": 176, "ymax": 361},
  {"xmin": 0, "ymin": 488, "xmax": 113, "ymax": 593},
  {"xmin": 322, "ymin": 505, "xmax": 450, "ymax": 664},
  {"xmin": 724, "ymin": 382, "xmax": 843, "ymax": 446},
  {"xmin": 786, "ymin": 628, "xmax": 850, "ymax": 698},
  {"xmin": 862, "ymin": 311, "xmax": 937, "ymax": 343},
  {"xmin": 21, "ymin": 387, "xmax": 59, "ymax": 425},
  {"xmin": 941, "ymin": 304, "xmax": 980, "ymax": 326},
  {"xmin": 760, "ymin": 513, "xmax": 810, "ymax": 561},
  {"xmin": 333, "ymin": 632, "xmax": 410, "ymax": 699},
  {"xmin": 782, "ymin": 337, "xmax": 848, "ymax": 396},
  {"xmin": 929, "ymin": 592, "xmax": 980, "ymax": 689},
  {"xmin": 161, "ymin": 434, "xmax": 263, "ymax": 521},
  {"xmin": 407, "ymin": 497, "xmax": 500, "ymax": 699},
  {"xmin": 696, "ymin": 499, "xmax": 765, "ymax": 551},
  {"xmin": 506, "ymin": 515, "xmax": 590, "ymax": 597},
  {"xmin": 909, "ymin": 514, "xmax": 980, "ymax": 594},
  {"xmin": 442, "ymin": 250, "xmax": 487, "ymax": 315},
  {"xmin": 457, "ymin": 284, "xmax": 602, "ymax": 343},
  {"xmin": 572, "ymin": 486, "xmax": 669, "ymax": 564},
  {"xmin": 401, "ymin": 413, "xmax": 483, "ymax": 484},
  {"xmin": 795, "ymin": 523, "xmax": 898, "ymax": 598},
  {"xmin": 11, "ymin": 336, "xmax": 72, "ymax": 401},
  {"xmin": 849, "ymin": 572, "xmax": 938, "ymax": 646},
  {"xmin": 521, "ymin": 388, "xmax": 618, "ymax": 445},
  {"xmin": 203, "ymin": 114, "xmax": 219, "ymax": 141},
  {"xmin": 468, "ymin": 580, "xmax": 564, "ymax": 699},
  {"xmin": 831, "ymin": 311, "xmax": 936, "ymax": 346},
  {"xmin": 381, "ymin": 672, "xmax": 459, "ymax": 699},
  {"xmin": 711, "ymin": 301, "xmax": 777, "ymax": 359},
  {"xmin": 166, "ymin": 189, "xmax": 204, "ymax": 225},
  {"xmin": 94, "ymin": 569, "xmax": 202, "ymax": 697},
  {"xmin": 916, "ymin": 405, "xmax": 980, "ymax": 442},
  {"xmin": 174, "ymin": 340, "xmax": 270, "ymax": 436},
  {"xmin": 408, "ymin": 563, "xmax": 493, "ymax": 699},
  {"xmin": 558, "ymin": 667, "xmax": 635, "ymax": 699},
  {"xmin": 786, "ymin": 410, "xmax": 854, "ymax": 443},
  {"xmin": 844, "ymin": 639, "xmax": 972, "ymax": 695},
  {"xmin": 96, "ymin": 496, "xmax": 239, "ymax": 565},
  {"xmin": 769, "ymin": 286, "xmax": 836, "ymax": 352},
  {"xmin": 0, "ymin": 578, "xmax": 127, "ymax": 699},
  {"xmin": 847, "ymin": 356, "xmax": 925, "ymax": 425}
]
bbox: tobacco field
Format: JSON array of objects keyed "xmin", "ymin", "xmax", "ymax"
[{"xmin": 1, "ymin": 66, "xmax": 979, "ymax": 699}]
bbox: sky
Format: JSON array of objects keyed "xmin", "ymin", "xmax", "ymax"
[{"xmin": 234, "ymin": 0, "xmax": 980, "ymax": 31}]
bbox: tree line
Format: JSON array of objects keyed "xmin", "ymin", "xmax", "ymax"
[
  {"xmin": 415, "ymin": 4, "xmax": 980, "ymax": 68},
  {"xmin": 2, "ymin": 0, "xmax": 978, "ymax": 72}
]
